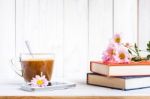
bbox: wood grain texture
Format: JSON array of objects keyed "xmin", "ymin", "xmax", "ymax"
[
  {"xmin": 114, "ymin": 0, "xmax": 137, "ymax": 44},
  {"xmin": 0, "ymin": 0, "xmax": 15, "ymax": 78},
  {"xmin": 89, "ymin": 0, "xmax": 113, "ymax": 61},
  {"xmin": 139, "ymin": 0, "xmax": 150, "ymax": 50},
  {"xmin": 63, "ymin": 0, "xmax": 88, "ymax": 79},
  {"xmin": 1, "ymin": 96, "xmax": 150, "ymax": 99}
]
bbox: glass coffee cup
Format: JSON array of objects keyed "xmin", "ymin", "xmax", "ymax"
[{"xmin": 11, "ymin": 53, "xmax": 54, "ymax": 83}]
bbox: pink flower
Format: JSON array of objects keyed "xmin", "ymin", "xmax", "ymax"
[
  {"xmin": 115, "ymin": 47, "xmax": 130, "ymax": 63},
  {"xmin": 102, "ymin": 43, "xmax": 117, "ymax": 63},
  {"xmin": 124, "ymin": 43, "xmax": 132, "ymax": 48},
  {"xmin": 113, "ymin": 34, "xmax": 121, "ymax": 44},
  {"xmin": 102, "ymin": 33, "xmax": 131, "ymax": 63},
  {"xmin": 30, "ymin": 74, "xmax": 48, "ymax": 87}
]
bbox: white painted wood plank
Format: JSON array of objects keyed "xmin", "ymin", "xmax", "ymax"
[
  {"xmin": 0, "ymin": 0, "xmax": 15, "ymax": 78},
  {"xmin": 139, "ymin": 0, "xmax": 150, "ymax": 50},
  {"xmin": 114, "ymin": 0, "xmax": 137, "ymax": 44},
  {"xmin": 16, "ymin": 0, "xmax": 64, "ymax": 79},
  {"xmin": 63, "ymin": 0, "xmax": 88, "ymax": 79},
  {"xmin": 89, "ymin": 0, "xmax": 113, "ymax": 61}
]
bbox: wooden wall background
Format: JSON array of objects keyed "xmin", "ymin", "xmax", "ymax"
[{"xmin": 0, "ymin": 0, "xmax": 149, "ymax": 81}]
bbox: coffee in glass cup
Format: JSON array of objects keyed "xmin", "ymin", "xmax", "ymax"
[{"xmin": 11, "ymin": 53, "xmax": 54, "ymax": 83}]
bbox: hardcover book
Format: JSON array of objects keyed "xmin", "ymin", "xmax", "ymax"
[
  {"xmin": 87, "ymin": 73, "xmax": 150, "ymax": 90},
  {"xmin": 90, "ymin": 61, "xmax": 150, "ymax": 76}
]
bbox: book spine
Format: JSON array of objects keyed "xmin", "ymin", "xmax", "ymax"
[
  {"xmin": 90, "ymin": 62, "xmax": 110, "ymax": 76},
  {"xmin": 90, "ymin": 61, "xmax": 92, "ymax": 73},
  {"xmin": 86, "ymin": 73, "xmax": 89, "ymax": 84},
  {"xmin": 87, "ymin": 73, "xmax": 125, "ymax": 90}
]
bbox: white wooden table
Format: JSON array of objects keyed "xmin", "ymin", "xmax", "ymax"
[{"xmin": 0, "ymin": 78, "xmax": 150, "ymax": 99}]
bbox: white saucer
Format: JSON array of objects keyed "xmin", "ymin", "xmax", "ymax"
[{"xmin": 20, "ymin": 81, "xmax": 76, "ymax": 92}]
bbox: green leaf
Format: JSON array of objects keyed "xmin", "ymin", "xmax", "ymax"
[
  {"xmin": 147, "ymin": 41, "xmax": 150, "ymax": 52},
  {"xmin": 128, "ymin": 49, "xmax": 132, "ymax": 55},
  {"xmin": 147, "ymin": 41, "xmax": 150, "ymax": 46},
  {"xmin": 134, "ymin": 43, "xmax": 140, "ymax": 56},
  {"xmin": 131, "ymin": 57, "xmax": 142, "ymax": 62},
  {"xmin": 147, "ymin": 55, "xmax": 150, "ymax": 60},
  {"xmin": 134, "ymin": 43, "xmax": 138, "ymax": 52},
  {"xmin": 134, "ymin": 43, "xmax": 138, "ymax": 48}
]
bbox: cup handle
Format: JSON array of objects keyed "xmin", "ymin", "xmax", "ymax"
[{"xmin": 10, "ymin": 58, "xmax": 23, "ymax": 77}]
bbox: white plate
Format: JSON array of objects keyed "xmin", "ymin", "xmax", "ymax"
[{"xmin": 20, "ymin": 82, "xmax": 76, "ymax": 92}]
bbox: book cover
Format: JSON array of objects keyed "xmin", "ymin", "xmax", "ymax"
[
  {"xmin": 90, "ymin": 61, "xmax": 150, "ymax": 76},
  {"xmin": 87, "ymin": 73, "xmax": 150, "ymax": 90}
]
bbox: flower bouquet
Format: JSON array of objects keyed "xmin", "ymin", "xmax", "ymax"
[{"xmin": 102, "ymin": 34, "xmax": 150, "ymax": 64}]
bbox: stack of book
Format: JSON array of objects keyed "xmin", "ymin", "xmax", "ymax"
[{"xmin": 87, "ymin": 61, "xmax": 150, "ymax": 90}]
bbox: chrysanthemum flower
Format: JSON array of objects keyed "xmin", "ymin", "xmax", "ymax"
[
  {"xmin": 113, "ymin": 34, "xmax": 121, "ymax": 44},
  {"xmin": 102, "ymin": 43, "xmax": 117, "ymax": 63},
  {"xmin": 30, "ymin": 74, "xmax": 48, "ymax": 87},
  {"xmin": 116, "ymin": 47, "xmax": 130, "ymax": 63},
  {"xmin": 102, "ymin": 33, "xmax": 131, "ymax": 63}
]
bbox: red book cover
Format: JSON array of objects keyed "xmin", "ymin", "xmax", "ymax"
[
  {"xmin": 90, "ymin": 61, "xmax": 150, "ymax": 76},
  {"xmin": 90, "ymin": 61, "xmax": 150, "ymax": 66}
]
